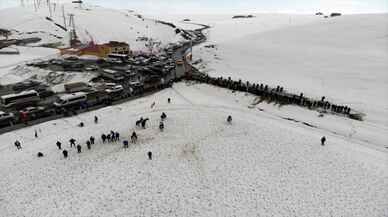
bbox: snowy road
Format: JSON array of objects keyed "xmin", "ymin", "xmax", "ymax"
[{"xmin": 0, "ymin": 83, "xmax": 387, "ymax": 217}]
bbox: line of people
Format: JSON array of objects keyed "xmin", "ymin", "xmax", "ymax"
[{"xmin": 189, "ymin": 74, "xmax": 355, "ymax": 118}]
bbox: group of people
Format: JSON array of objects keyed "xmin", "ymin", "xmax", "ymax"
[
  {"xmin": 12, "ymin": 97, "xmax": 329, "ymax": 162},
  {"xmin": 101, "ymin": 131, "xmax": 120, "ymax": 143},
  {"xmin": 190, "ymin": 74, "xmax": 354, "ymax": 117}
]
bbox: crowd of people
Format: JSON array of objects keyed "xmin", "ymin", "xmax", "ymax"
[
  {"xmin": 189, "ymin": 74, "xmax": 358, "ymax": 119},
  {"xmin": 13, "ymin": 97, "xmax": 328, "ymax": 160},
  {"xmin": 13, "ymin": 105, "xmax": 174, "ymax": 160}
]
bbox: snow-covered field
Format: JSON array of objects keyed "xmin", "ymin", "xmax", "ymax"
[
  {"xmin": 170, "ymin": 13, "xmax": 388, "ymax": 148},
  {"xmin": 0, "ymin": 82, "xmax": 387, "ymax": 217}
]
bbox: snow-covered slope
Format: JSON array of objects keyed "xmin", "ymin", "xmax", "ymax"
[
  {"xmin": 0, "ymin": 3, "xmax": 185, "ymax": 50},
  {"xmin": 0, "ymin": 82, "xmax": 387, "ymax": 217},
  {"xmin": 191, "ymin": 13, "xmax": 388, "ymax": 139}
]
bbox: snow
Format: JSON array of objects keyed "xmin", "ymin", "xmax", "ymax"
[
  {"xmin": 0, "ymin": 82, "xmax": 387, "ymax": 217},
  {"xmin": 189, "ymin": 13, "xmax": 388, "ymax": 149},
  {"xmin": 0, "ymin": 3, "xmax": 185, "ymax": 50},
  {"xmin": 0, "ymin": 46, "xmax": 58, "ymax": 76}
]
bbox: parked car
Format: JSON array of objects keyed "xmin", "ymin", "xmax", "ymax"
[
  {"xmin": 19, "ymin": 106, "xmax": 50, "ymax": 121},
  {"xmin": 0, "ymin": 111, "xmax": 15, "ymax": 126},
  {"xmin": 105, "ymin": 84, "xmax": 124, "ymax": 94}
]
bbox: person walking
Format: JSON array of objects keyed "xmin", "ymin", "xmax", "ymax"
[
  {"xmin": 69, "ymin": 138, "xmax": 76, "ymax": 148},
  {"xmin": 56, "ymin": 141, "xmax": 62, "ymax": 150}
]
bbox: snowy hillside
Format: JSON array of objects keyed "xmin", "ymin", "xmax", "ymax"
[
  {"xmin": 0, "ymin": 82, "xmax": 387, "ymax": 217},
  {"xmin": 188, "ymin": 13, "xmax": 388, "ymax": 147},
  {"xmin": 0, "ymin": 3, "xmax": 185, "ymax": 50}
]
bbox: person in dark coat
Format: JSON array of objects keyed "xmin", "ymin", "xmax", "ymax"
[
  {"xmin": 94, "ymin": 116, "xmax": 98, "ymax": 124},
  {"xmin": 227, "ymin": 115, "xmax": 232, "ymax": 124},
  {"xmin": 159, "ymin": 121, "xmax": 164, "ymax": 131},
  {"xmin": 34, "ymin": 130, "xmax": 38, "ymax": 138},
  {"xmin": 131, "ymin": 131, "xmax": 138, "ymax": 144},
  {"xmin": 69, "ymin": 138, "xmax": 76, "ymax": 148},
  {"xmin": 167, "ymin": 98, "xmax": 171, "ymax": 103},
  {"xmin": 62, "ymin": 150, "xmax": 68, "ymax": 158},
  {"xmin": 37, "ymin": 152, "xmax": 44, "ymax": 157},
  {"xmin": 123, "ymin": 140, "xmax": 129, "ymax": 148},
  {"xmin": 147, "ymin": 151, "xmax": 152, "ymax": 160},
  {"xmin": 90, "ymin": 136, "xmax": 95, "ymax": 145},
  {"xmin": 56, "ymin": 141, "xmax": 62, "ymax": 150},
  {"xmin": 107, "ymin": 134, "xmax": 111, "ymax": 143},
  {"xmin": 14, "ymin": 140, "xmax": 22, "ymax": 150},
  {"xmin": 78, "ymin": 122, "xmax": 84, "ymax": 127},
  {"xmin": 321, "ymin": 136, "xmax": 326, "ymax": 146},
  {"xmin": 141, "ymin": 118, "xmax": 149, "ymax": 129},
  {"xmin": 77, "ymin": 144, "xmax": 82, "ymax": 153},
  {"xmin": 101, "ymin": 134, "xmax": 106, "ymax": 143},
  {"xmin": 115, "ymin": 132, "xmax": 120, "ymax": 141},
  {"xmin": 161, "ymin": 112, "xmax": 167, "ymax": 120},
  {"xmin": 86, "ymin": 141, "xmax": 91, "ymax": 150}
]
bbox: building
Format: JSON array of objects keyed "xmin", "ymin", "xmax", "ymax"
[
  {"xmin": 60, "ymin": 41, "xmax": 131, "ymax": 58},
  {"xmin": 79, "ymin": 42, "xmax": 111, "ymax": 58},
  {"xmin": 104, "ymin": 41, "xmax": 131, "ymax": 55}
]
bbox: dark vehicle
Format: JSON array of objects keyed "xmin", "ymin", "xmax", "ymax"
[
  {"xmin": 0, "ymin": 111, "xmax": 15, "ymax": 127},
  {"xmin": 19, "ymin": 106, "xmax": 52, "ymax": 121},
  {"xmin": 33, "ymin": 85, "xmax": 55, "ymax": 98},
  {"xmin": 12, "ymin": 80, "xmax": 41, "ymax": 92}
]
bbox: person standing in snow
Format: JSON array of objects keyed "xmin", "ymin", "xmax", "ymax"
[
  {"xmin": 90, "ymin": 136, "xmax": 95, "ymax": 145},
  {"xmin": 14, "ymin": 140, "xmax": 22, "ymax": 150},
  {"xmin": 76, "ymin": 144, "xmax": 82, "ymax": 153},
  {"xmin": 69, "ymin": 138, "xmax": 76, "ymax": 148},
  {"xmin": 141, "ymin": 118, "xmax": 149, "ymax": 129},
  {"xmin": 115, "ymin": 132, "xmax": 120, "ymax": 141},
  {"xmin": 168, "ymin": 98, "xmax": 171, "ymax": 104},
  {"xmin": 147, "ymin": 151, "xmax": 152, "ymax": 160},
  {"xmin": 94, "ymin": 116, "xmax": 98, "ymax": 124},
  {"xmin": 56, "ymin": 141, "xmax": 62, "ymax": 150},
  {"xmin": 107, "ymin": 134, "xmax": 111, "ymax": 143},
  {"xmin": 321, "ymin": 136, "xmax": 326, "ymax": 146},
  {"xmin": 34, "ymin": 130, "xmax": 38, "ymax": 138},
  {"xmin": 101, "ymin": 134, "xmax": 106, "ymax": 143},
  {"xmin": 227, "ymin": 115, "xmax": 233, "ymax": 124},
  {"xmin": 159, "ymin": 121, "xmax": 164, "ymax": 131},
  {"xmin": 86, "ymin": 141, "xmax": 91, "ymax": 150},
  {"xmin": 62, "ymin": 150, "xmax": 68, "ymax": 158},
  {"xmin": 123, "ymin": 140, "xmax": 129, "ymax": 149},
  {"xmin": 131, "ymin": 131, "xmax": 138, "ymax": 144},
  {"xmin": 161, "ymin": 112, "xmax": 167, "ymax": 121}
]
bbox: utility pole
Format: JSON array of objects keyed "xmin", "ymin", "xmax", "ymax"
[{"xmin": 62, "ymin": 5, "xmax": 67, "ymax": 29}]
